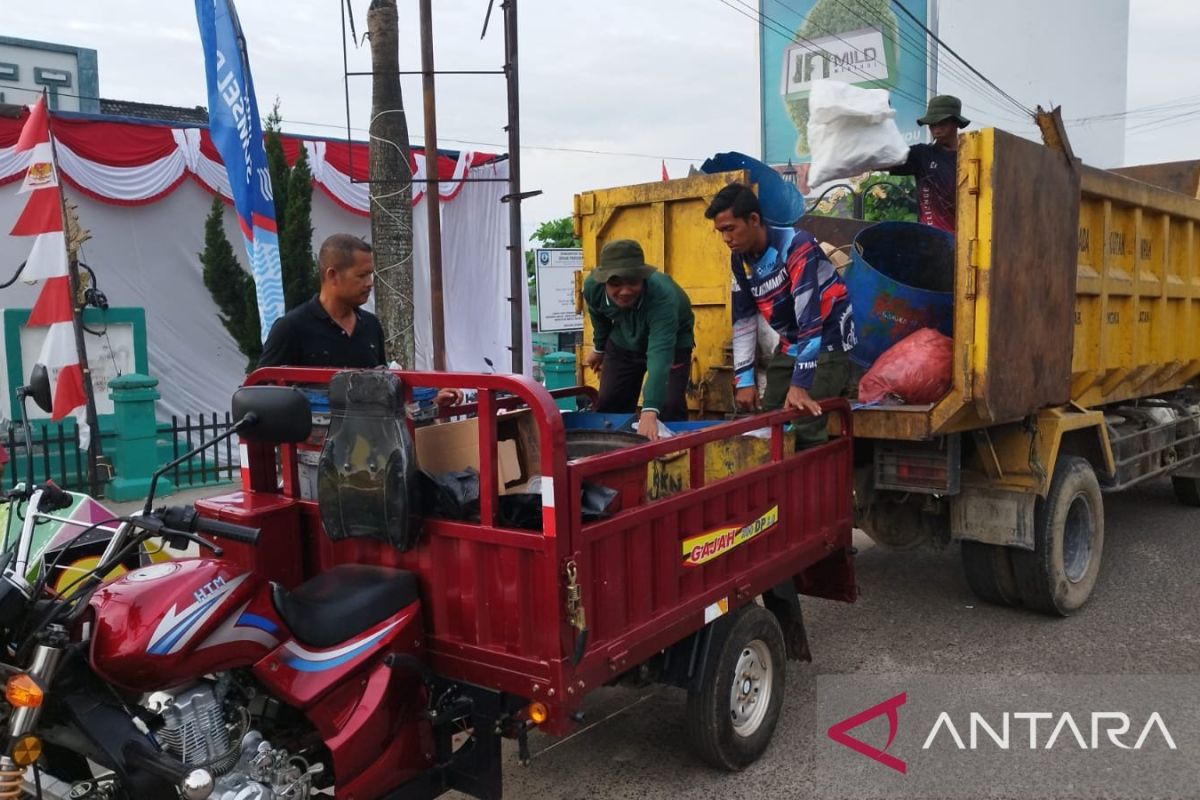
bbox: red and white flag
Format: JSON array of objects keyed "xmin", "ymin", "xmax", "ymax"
[
  {"xmin": 9, "ymin": 97, "xmax": 89, "ymax": 447},
  {"xmin": 15, "ymin": 96, "xmax": 57, "ymax": 195},
  {"xmin": 661, "ymin": 160, "xmax": 670, "ymax": 182}
]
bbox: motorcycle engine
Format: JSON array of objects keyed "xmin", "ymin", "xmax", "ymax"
[
  {"xmin": 152, "ymin": 681, "xmax": 241, "ymax": 775},
  {"xmin": 150, "ymin": 681, "xmax": 317, "ymax": 799}
]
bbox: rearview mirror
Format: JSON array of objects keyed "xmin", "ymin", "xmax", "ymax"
[
  {"xmin": 26, "ymin": 364, "xmax": 52, "ymax": 414},
  {"xmin": 232, "ymin": 386, "xmax": 312, "ymax": 444}
]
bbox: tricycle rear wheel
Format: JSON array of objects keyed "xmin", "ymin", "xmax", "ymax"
[{"xmin": 686, "ymin": 604, "xmax": 786, "ymax": 771}]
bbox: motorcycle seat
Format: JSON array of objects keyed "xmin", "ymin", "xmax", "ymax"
[{"xmin": 272, "ymin": 564, "xmax": 419, "ymax": 650}]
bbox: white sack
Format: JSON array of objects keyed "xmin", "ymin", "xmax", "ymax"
[{"xmin": 807, "ymin": 80, "xmax": 910, "ymax": 186}]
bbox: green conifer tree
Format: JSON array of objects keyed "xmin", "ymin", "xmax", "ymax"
[
  {"xmin": 263, "ymin": 100, "xmax": 290, "ymax": 230},
  {"xmin": 280, "ymin": 144, "xmax": 317, "ymax": 308},
  {"xmin": 199, "ymin": 197, "xmax": 261, "ymax": 371}
]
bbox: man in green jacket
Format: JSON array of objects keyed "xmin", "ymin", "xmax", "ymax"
[{"xmin": 583, "ymin": 239, "xmax": 696, "ymax": 441}]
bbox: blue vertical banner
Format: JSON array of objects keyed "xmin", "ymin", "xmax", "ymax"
[
  {"xmin": 760, "ymin": 0, "xmax": 928, "ymax": 168},
  {"xmin": 195, "ymin": 0, "xmax": 284, "ymax": 341}
]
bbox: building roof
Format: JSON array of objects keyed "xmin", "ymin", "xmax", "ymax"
[{"xmin": 98, "ymin": 98, "xmax": 208, "ymax": 126}]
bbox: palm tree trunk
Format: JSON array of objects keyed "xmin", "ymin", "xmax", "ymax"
[{"xmin": 367, "ymin": 0, "xmax": 415, "ymax": 367}]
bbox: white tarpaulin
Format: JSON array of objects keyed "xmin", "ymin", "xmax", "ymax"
[{"xmin": 0, "ymin": 116, "xmax": 529, "ymax": 422}]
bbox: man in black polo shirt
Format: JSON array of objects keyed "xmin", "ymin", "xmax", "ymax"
[{"xmin": 259, "ymin": 234, "xmax": 385, "ymax": 368}]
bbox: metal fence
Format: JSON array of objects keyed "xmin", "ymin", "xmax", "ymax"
[
  {"xmin": 2, "ymin": 420, "xmax": 87, "ymax": 491},
  {"xmin": 163, "ymin": 412, "xmax": 240, "ymax": 489},
  {"xmin": 2, "ymin": 412, "xmax": 240, "ymax": 495}
]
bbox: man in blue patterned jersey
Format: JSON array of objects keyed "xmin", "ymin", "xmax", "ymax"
[{"xmin": 705, "ymin": 183, "xmax": 855, "ymax": 445}]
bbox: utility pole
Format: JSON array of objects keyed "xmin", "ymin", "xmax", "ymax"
[
  {"xmin": 503, "ymin": 0, "xmax": 537, "ymax": 375},
  {"xmin": 419, "ymin": 0, "xmax": 447, "ymax": 371}
]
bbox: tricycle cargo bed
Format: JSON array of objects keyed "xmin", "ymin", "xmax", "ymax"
[{"xmin": 203, "ymin": 368, "xmax": 856, "ymax": 733}]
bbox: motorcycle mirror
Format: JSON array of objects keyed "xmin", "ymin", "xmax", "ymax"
[
  {"xmin": 231, "ymin": 386, "xmax": 312, "ymax": 444},
  {"xmin": 23, "ymin": 364, "xmax": 52, "ymax": 414}
]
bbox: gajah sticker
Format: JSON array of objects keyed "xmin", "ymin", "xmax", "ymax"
[{"xmin": 681, "ymin": 505, "xmax": 778, "ymax": 567}]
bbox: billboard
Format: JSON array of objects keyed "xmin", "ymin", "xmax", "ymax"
[
  {"xmin": 760, "ymin": 0, "xmax": 929, "ymax": 175},
  {"xmin": 534, "ymin": 248, "xmax": 584, "ymax": 332}
]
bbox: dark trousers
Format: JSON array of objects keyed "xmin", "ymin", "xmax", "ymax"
[
  {"xmin": 595, "ymin": 341, "xmax": 692, "ymax": 421},
  {"xmin": 762, "ymin": 349, "xmax": 851, "ymax": 447}
]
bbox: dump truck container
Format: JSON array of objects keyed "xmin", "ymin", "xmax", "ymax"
[{"xmin": 573, "ymin": 125, "xmax": 1200, "ymax": 617}]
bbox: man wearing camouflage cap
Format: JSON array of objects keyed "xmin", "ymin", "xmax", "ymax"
[
  {"xmin": 890, "ymin": 94, "xmax": 970, "ymax": 233},
  {"xmin": 582, "ymin": 239, "xmax": 696, "ymax": 441}
]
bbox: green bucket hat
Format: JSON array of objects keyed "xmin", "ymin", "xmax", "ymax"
[
  {"xmin": 592, "ymin": 239, "xmax": 656, "ymax": 282},
  {"xmin": 918, "ymin": 95, "xmax": 970, "ymax": 128}
]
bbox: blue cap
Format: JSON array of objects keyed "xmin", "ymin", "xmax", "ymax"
[{"xmin": 412, "ymin": 387, "xmax": 437, "ymax": 401}]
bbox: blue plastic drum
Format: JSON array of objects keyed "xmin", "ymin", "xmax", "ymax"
[{"xmin": 843, "ymin": 221, "xmax": 955, "ymax": 368}]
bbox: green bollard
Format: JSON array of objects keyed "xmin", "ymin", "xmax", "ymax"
[
  {"xmin": 106, "ymin": 373, "xmax": 171, "ymax": 501},
  {"xmin": 541, "ymin": 351, "xmax": 578, "ymax": 412}
]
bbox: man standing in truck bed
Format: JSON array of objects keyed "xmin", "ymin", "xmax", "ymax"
[
  {"xmin": 889, "ymin": 94, "xmax": 970, "ymax": 233},
  {"xmin": 706, "ymin": 183, "xmax": 855, "ymax": 445}
]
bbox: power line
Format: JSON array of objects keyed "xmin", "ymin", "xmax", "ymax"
[
  {"xmin": 284, "ymin": 117, "xmax": 706, "ymax": 161},
  {"xmin": 1067, "ymin": 94, "xmax": 1200, "ymax": 124},
  {"xmin": 726, "ymin": 0, "xmax": 1031, "ymax": 131},
  {"xmin": 718, "ymin": 0, "xmax": 927, "ymax": 109},
  {"xmin": 888, "ymin": 0, "xmax": 1033, "ymax": 117},
  {"xmin": 0, "ymin": 84, "xmax": 705, "ymax": 163},
  {"xmin": 732, "ymin": 0, "xmax": 925, "ymax": 106},
  {"xmin": 839, "ymin": 0, "xmax": 1030, "ymax": 120},
  {"xmin": 759, "ymin": 0, "xmax": 1028, "ymax": 123}
]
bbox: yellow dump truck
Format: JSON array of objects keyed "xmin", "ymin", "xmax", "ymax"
[{"xmin": 572, "ymin": 126, "xmax": 1200, "ymax": 616}]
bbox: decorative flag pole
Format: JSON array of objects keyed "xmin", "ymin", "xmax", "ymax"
[
  {"xmin": 194, "ymin": 0, "xmax": 284, "ymax": 341},
  {"xmin": 11, "ymin": 93, "xmax": 103, "ymax": 495}
]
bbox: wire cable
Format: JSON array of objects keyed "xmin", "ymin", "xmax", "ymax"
[
  {"xmin": 717, "ymin": 0, "xmax": 928, "ymax": 109},
  {"xmin": 1, "ymin": 84, "xmax": 706, "ymax": 163},
  {"xmin": 888, "ymin": 0, "xmax": 1034, "ymax": 116}
]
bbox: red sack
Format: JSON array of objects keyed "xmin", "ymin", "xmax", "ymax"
[{"xmin": 858, "ymin": 328, "xmax": 953, "ymax": 405}]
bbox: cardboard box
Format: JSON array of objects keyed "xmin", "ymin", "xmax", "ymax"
[{"xmin": 414, "ymin": 411, "xmax": 530, "ymax": 493}]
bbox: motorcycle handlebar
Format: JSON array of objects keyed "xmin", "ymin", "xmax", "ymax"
[
  {"xmin": 193, "ymin": 516, "xmax": 260, "ymax": 545},
  {"xmin": 37, "ymin": 482, "xmax": 73, "ymax": 512},
  {"xmin": 143, "ymin": 506, "xmax": 260, "ymax": 546}
]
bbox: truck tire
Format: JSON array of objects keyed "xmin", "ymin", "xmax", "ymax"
[
  {"xmin": 686, "ymin": 604, "xmax": 786, "ymax": 771},
  {"xmin": 1171, "ymin": 475, "xmax": 1200, "ymax": 507},
  {"xmin": 1010, "ymin": 456, "xmax": 1104, "ymax": 616},
  {"xmin": 961, "ymin": 541, "xmax": 1021, "ymax": 606}
]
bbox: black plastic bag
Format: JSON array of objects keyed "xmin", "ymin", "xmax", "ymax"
[
  {"xmin": 418, "ymin": 470, "xmax": 619, "ymax": 532},
  {"xmin": 417, "ymin": 467, "xmax": 480, "ymax": 521}
]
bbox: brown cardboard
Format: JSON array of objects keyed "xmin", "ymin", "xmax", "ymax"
[{"xmin": 414, "ymin": 411, "xmax": 529, "ymax": 493}]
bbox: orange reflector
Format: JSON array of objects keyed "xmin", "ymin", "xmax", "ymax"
[
  {"xmin": 5, "ymin": 674, "xmax": 43, "ymax": 708},
  {"xmin": 527, "ymin": 702, "xmax": 549, "ymax": 725},
  {"xmin": 9, "ymin": 734, "xmax": 41, "ymax": 767}
]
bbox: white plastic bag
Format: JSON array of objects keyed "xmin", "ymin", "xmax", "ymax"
[{"xmin": 806, "ymin": 80, "xmax": 909, "ymax": 186}]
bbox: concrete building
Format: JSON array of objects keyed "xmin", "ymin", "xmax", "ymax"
[
  {"xmin": 0, "ymin": 35, "xmax": 99, "ymax": 114},
  {"xmin": 934, "ymin": 0, "xmax": 1129, "ymax": 168}
]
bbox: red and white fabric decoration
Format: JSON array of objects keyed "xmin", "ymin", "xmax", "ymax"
[
  {"xmin": 8, "ymin": 98, "xmax": 90, "ymax": 447},
  {"xmin": 0, "ymin": 113, "xmax": 498, "ymax": 216}
]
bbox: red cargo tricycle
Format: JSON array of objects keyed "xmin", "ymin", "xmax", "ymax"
[{"xmin": 0, "ymin": 367, "xmax": 855, "ymax": 800}]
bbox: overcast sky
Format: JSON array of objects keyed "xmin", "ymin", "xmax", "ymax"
[{"xmin": 6, "ymin": 0, "xmax": 1199, "ymax": 237}]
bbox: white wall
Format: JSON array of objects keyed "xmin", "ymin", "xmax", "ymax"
[{"xmin": 934, "ymin": 0, "xmax": 1129, "ymax": 168}]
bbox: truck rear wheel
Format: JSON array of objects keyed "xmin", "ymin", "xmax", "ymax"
[
  {"xmin": 686, "ymin": 604, "xmax": 786, "ymax": 771},
  {"xmin": 1171, "ymin": 475, "xmax": 1200, "ymax": 507},
  {"xmin": 1010, "ymin": 456, "xmax": 1104, "ymax": 616},
  {"xmin": 961, "ymin": 541, "xmax": 1021, "ymax": 606}
]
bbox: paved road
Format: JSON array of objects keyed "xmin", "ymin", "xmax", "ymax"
[{"xmin": 469, "ymin": 477, "xmax": 1200, "ymax": 800}]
